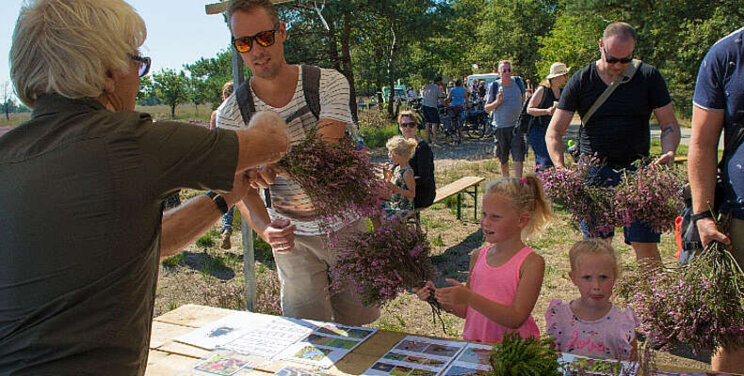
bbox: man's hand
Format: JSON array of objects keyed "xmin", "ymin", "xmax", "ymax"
[
  {"xmin": 413, "ymin": 281, "xmax": 436, "ymax": 301},
  {"xmin": 653, "ymin": 151, "xmax": 675, "ymax": 166},
  {"xmin": 246, "ymin": 166, "xmax": 278, "ymax": 189},
  {"xmin": 435, "ymin": 278, "xmax": 473, "ymax": 307},
  {"xmin": 222, "ymin": 171, "xmax": 252, "ymax": 205},
  {"xmin": 236, "ymin": 111, "xmax": 289, "ymax": 170},
  {"xmin": 696, "ymin": 217, "xmax": 731, "ymax": 247},
  {"xmin": 261, "ymin": 218, "xmax": 297, "ymax": 253}
]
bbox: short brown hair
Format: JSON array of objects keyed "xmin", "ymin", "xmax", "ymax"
[
  {"xmin": 227, "ymin": 0, "xmax": 279, "ymax": 25},
  {"xmin": 603, "ymin": 22, "xmax": 637, "ymax": 43}
]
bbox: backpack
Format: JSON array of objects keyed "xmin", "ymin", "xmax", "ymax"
[
  {"xmin": 235, "ymin": 65, "xmax": 321, "ymax": 125},
  {"xmin": 514, "ymin": 93, "xmax": 532, "ymax": 136},
  {"xmin": 677, "ymin": 125, "xmax": 744, "ymax": 263}
]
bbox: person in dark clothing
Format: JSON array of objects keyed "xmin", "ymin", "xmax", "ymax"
[
  {"xmin": 526, "ymin": 62, "xmax": 569, "ymax": 171},
  {"xmin": 545, "ymin": 22, "xmax": 680, "ymax": 262},
  {"xmin": 398, "ymin": 110, "xmax": 436, "ymax": 209},
  {"xmin": 1, "ymin": 0, "xmax": 288, "ymax": 374}
]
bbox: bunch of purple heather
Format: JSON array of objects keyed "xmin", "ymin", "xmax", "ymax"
[
  {"xmin": 616, "ymin": 215, "xmax": 744, "ymax": 354},
  {"xmin": 277, "ymin": 129, "xmax": 386, "ymax": 230},
  {"xmin": 329, "ymin": 218, "xmax": 438, "ymax": 307},
  {"xmin": 613, "ymin": 161, "xmax": 685, "ymax": 233},
  {"xmin": 538, "ymin": 155, "xmax": 618, "ymax": 237}
]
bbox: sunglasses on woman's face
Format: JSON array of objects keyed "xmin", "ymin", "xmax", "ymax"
[
  {"xmin": 401, "ymin": 122, "xmax": 417, "ymax": 128},
  {"xmin": 128, "ymin": 54, "xmax": 151, "ymax": 77},
  {"xmin": 603, "ymin": 47, "xmax": 633, "ymax": 64},
  {"xmin": 232, "ymin": 24, "xmax": 280, "ymax": 53}
]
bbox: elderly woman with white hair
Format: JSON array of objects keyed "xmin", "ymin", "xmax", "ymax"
[
  {"xmin": 1, "ymin": 0, "xmax": 288, "ymax": 373},
  {"xmin": 526, "ymin": 62, "xmax": 569, "ymax": 171}
]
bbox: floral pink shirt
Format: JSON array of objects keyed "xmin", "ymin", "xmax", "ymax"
[{"xmin": 545, "ymin": 298, "xmax": 638, "ymax": 360}]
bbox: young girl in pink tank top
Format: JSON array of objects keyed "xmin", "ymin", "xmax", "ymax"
[{"xmin": 415, "ymin": 176, "xmax": 554, "ymax": 343}]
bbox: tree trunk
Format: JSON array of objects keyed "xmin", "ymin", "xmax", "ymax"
[
  {"xmin": 340, "ymin": 9, "xmax": 358, "ymax": 124},
  {"xmin": 385, "ymin": 25, "xmax": 397, "ymax": 120},
  {"xmin": 171, "ymin": 104, "xmax": 176, "ymax": 119}
]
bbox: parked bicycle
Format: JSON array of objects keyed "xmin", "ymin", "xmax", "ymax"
[
  {"xmin": 437, "ymin": 105, "xmax": 463, "ymax": 145},
  {"xmin": 462, "ymin": 95, "xmax": 490, "ymax": 139}
]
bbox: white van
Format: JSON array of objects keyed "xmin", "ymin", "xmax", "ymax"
[{"xmin": 465, "ymin": 73, "xmax": 501, "ymax": 91}]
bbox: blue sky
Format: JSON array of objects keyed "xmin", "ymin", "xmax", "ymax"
[{"xmin": 1, "ymin": 0, "xmax": 233, "ymax": 102}]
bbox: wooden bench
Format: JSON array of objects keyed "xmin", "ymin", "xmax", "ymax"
[{"xmin": 430, "ymin": 176, "xmax": 486, "ymax": 222}]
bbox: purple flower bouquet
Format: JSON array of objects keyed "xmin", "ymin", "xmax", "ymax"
[
  {"xmin": 617, "ymin": 216, "xmax": 744, "ymax": 354},
  {"xmin": 329, "ymin": 219, "xmax": 438, "ymax": 307},
  {"xmin": 538, "ymin": 155, "xmax": 618, "ymax": 237},
  {"xmin": 613, "ymin": 162, "xmax": 685, "ymax": 233},
  {"xmin": 277, "ymin": 129, "xmax": 387, "ymax": 229}
]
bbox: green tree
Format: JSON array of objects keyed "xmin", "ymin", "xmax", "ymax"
[
  {"xmin": 185, "ymin": 49, "xmax": 235, "ymax": 110},
  {"xmin": 152, "ymin": 69, "xmax": 189, "ymax": 118},
  {"xmin": 536, "ymin": 12, "xmax": 606, "ymax": 81}
]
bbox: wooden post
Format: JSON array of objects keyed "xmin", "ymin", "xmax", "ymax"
[{"xmin": 206, "ymin": 0, "xmax": 296, "ymax": 312}]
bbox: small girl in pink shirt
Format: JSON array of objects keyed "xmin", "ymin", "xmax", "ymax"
[
  {"xmin": 415, "ymin": 176, "xmax": 554, "ymax": 343},
  {"xmin": 545, "ymin": 239, "xmax": 639, "ymax": 361}
]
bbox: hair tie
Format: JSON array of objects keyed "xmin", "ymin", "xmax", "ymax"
[{"xmin": 520, "ymin": 177, "xmax": 528, "ymax": 185}]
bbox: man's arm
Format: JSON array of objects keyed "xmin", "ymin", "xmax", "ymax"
[
  {"xmin": 545, "ymin": 109, "xmax": 574, "ymax": 168},
  {"xmin": 688, "ymin": 105, "xmax": 729, "ymax": 246},
  {"xmin": 235, "ymin": 189, "xmax": 296, "ymax": 253},
  {"xmin": 652, "ymin": 102, "xmax": 681, "ymax": 166},
  {"xmin": 160, "ymin": 173, "xmax": 249, "ymax": 258}
]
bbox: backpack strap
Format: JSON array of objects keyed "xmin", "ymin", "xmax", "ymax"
[
  {"xmin": 234, "ymin": 65, "xmax": 322, "ymax": 126},
  {"xmin": 235, "ymin": 79, "xmax": 256, "ymax": 126},
  {"xmin": 302, "ymin": 65, "xmax": 321, "ymax": 120}
]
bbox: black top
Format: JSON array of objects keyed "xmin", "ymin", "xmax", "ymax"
[
  {"xmin": 532, "ymin": 85, "xmax": 560, "ymax": 128},
  {"xmin": 409, "ymin": 140, "xmax": 436, "ymax": 208},
  {"xmin": 559, "ymin": 61, "xmax": 672, "ymax": 166},
  {"xmin": 0, "ymin": 94, "xmax": 238, "ymax": 375}
]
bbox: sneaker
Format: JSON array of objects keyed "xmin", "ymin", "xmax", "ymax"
[{"xmin": 220, "ymin": 231, "xmax": 232, "ymax": 250}]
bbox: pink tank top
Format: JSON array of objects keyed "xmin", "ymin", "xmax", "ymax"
[{"xmin": 462, "ymin": 245, "xmax": 541, "ymax": 343}]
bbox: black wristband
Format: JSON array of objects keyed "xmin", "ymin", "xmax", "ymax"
[
  {"xmin": 691, "ymin": 211, "xmax": 713, "ymax": 223},
  {"xmin": 205, "ymin": 191, "xmax": 229, "ymax": 215}
]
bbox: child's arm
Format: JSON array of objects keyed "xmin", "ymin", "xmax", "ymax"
[
  {"xmin": 629, "ymin": 336, "xmax": 639, "ymax": 362},
  {"xmin": 433, "ymin": 249, "xmax": 481, "ymax": 319},
  {"xmin": 436, "ymin": 253, "xmax": 545, "ymax": 329},
  {"xmin": 398, "ymin": 169, "xmax": 416, "ymax": 199}
]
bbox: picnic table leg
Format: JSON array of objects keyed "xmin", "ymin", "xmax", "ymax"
[
  {"xmin": 473, "ymin": 186, "xmax": 478, "ymax": 222},
  {"xmin": 457, "ymin": 193, "xmax": 462, "ymax": 220}
]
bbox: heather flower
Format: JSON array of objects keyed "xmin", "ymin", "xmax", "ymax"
[
  {"xmin": 613, "ymin": 161, "xmax": 685, "ymax": 233},
  {"xmin": 277, "ymin": 129, "xmax": 387, "ymax": 231},
  {"xmin": 616, "ymin": 214, "xmax": 744, "ymax": 354},
  {"xmin": 538, "ymin": 155, "xmax": 618, "ymax": 237},
  {"xmin": 329, "ymin": 219, "xmax": 438, "ymax": 307}
]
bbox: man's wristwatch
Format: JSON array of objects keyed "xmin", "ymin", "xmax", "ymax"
[
  {"xmin": 691, "ymin": 211, "xmax": 714, "ymax": 223},
  {"xmin": 205, "ymin": 191, "xmax": 229, "ymax": 215}
]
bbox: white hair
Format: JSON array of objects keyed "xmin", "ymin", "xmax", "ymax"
[{"xmin": 10, "ymin": 0, "xmax": 147, "ymax": 107}]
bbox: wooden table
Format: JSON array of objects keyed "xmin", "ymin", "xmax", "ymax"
[{"xmin": 147, "ymin": 304, "xmax": 732, "ymax": 376}]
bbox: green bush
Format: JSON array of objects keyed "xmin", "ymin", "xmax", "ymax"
[
  {"xmin": 161, "ymin": 252, "xmax": 185, "ymax": 268},
  {"xmin": 358, "ymin": 110, "xmax": 400, "ymax": 148},
  {"xmin": 195, "ymin": 235, "xmax": 214, "ymax": 248}
]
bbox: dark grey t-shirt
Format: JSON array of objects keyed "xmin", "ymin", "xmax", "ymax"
[
  {"xmin": 559, "ymin": 61, "xmax": 671, "ymax": 166},
  {"xmin": 0, "ymin": 95, "xmax": 238, "ymax": 375}
]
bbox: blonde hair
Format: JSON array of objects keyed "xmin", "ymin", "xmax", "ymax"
[
  {"xmin": 10, "ymin": 0, "xmax": 147, "ymax": 107},
  {"xmin": 484, "ymin": 176, "xmax": 554, "ymax": 238},
  {"xmin": 397, "ymin": 110, "xmax": 417, "ymax": 126},
  {"xmin": 569, "ymin": 239, "xmax": 620, "ymax": 277},
  {"xmin": 386, "ymin": 135, "xmax": 417, "ymax": 160},
  {"xmin": 222, "ymin": 81, "xmax": 235, "ymax": 98}
]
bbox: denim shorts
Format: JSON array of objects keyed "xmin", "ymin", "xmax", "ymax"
[{"xmin": 580, "ymin": 164, "xmax": 661, "ymax": 244}]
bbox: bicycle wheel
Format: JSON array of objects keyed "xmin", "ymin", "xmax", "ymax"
[{"xmin": 465, "ymin": 119, "xmax": 484, "ymax": 139}]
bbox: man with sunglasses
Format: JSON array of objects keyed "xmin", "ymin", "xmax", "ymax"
[
  {"xmin": 215, "ymin": 0, "xmax": 380, "ymax": 326},
  {"xmin": 546, "ymin": 22, "xmax": 681, "ymax": 262},
  {"xmin": 485, "ymin": 60, "xmax": 527, "ymax": 179}
]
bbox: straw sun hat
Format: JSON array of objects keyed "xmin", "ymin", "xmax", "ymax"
[{"xmin": 546, "ymin": 62, "xmax": 570, "ymax": 79}]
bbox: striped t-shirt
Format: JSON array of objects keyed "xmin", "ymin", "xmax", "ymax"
[{"xmin": 216, "ymin": 65, "xmax": 354, "ymax": 236}]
